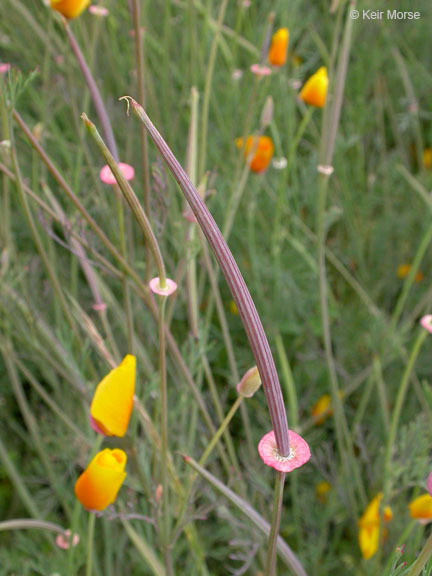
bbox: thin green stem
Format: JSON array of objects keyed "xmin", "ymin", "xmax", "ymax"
[
  {"xmin": 86, "ymin": 512, "xmax": 96, "ymax": 576},
  {"xmin": 199, "ymin": 0, "xmax": 229, "ymax": 178},
  {"xmin": 407, "ymin": 531, "xmax": 432, "ymax": 576},
  {"xmin": 383, "ymin": 330, "xmax": 427, "ymax": 501},
  {"xmin": 82, "ymin": 112, "xmax": 167, "ymax": 288},
  {"xmin": 158, "ymin": 296, "xmax": 173, "ymax": 575},
  {"xmin": 199, "ymin": 395, "xmax": 243, "ymax": 469},
  {"xmin": 266, "ymin": 472, "xmax": 286, "ymax": 576}
]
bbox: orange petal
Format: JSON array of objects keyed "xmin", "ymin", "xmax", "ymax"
[
  {"xmin": 299, "ymin": 67, "xmax": 328, "ymax": 108},
  {"xmin": 409, "ymin": 494, "xmax": 432, "ymax": 520},
  {"xmin": 50, "ymin": 0, "xmax": 90, "ymax": 19},
  {"xmin": 90, "ymin": 355, "xmax": 136, "ymax": 437},
  {"xmin": 244, "ymin": 136, "xmax": 274, "ymax": 173},
  {"xmin": 74, "ymin": 449, "xmax": 127, "ymax": 511},
  {"xmin": 268, "ymin": 28, "xmax": 289, "ymax": 67}
]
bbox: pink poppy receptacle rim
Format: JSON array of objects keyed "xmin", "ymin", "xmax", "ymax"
[
  {"xmin": 420, "ymin": 315, "xmax": 432, "ymax": 334},
  {"xmin": 258, "ymin": 430, "xmax": 311, "ymax": 473},
  {"xmin": 89, "ymin": 414, "xmax": 107, "ymax": 436},
  {"xmin": 250, "ymin": 63, "xmax": 272, "ymax": 77},
  {"xmin": 149, "ymin": 277, "xmax": 177, "ymax": 297},
  {"xmin": 89, "ymin": 4, "xmax": 109, "ymax": 16},
  {"xmin": 56, "ymin": 529, "xmax": 80, "ymax": 550},
  {"xmin": 99, "ymin": 162, "xmax": 135, "ymax": 185}
]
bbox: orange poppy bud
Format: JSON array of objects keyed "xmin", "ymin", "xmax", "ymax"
[
  {"xmin": 50, "ymin": 0, "xmax": 90, "ymax": 18},
  {"xmin": 241, "ymin": 135, "xmax": 274, "ymax": 173},
  {"xmin": 90, "ymin": 355, "xmax": 136, "ymax": 437},
  {"xmin": 299, "ymin": 67, "xmax": 328, "ymax": 108},
  {"xmin": 409, "ymin": 494, "xmax": 432, "ymax": 522},
  {"xmin": 311, "ymin": 394, "xmax": 332, "ymax": 425},
  {"xmin": 74, "ymin": 449, "xmax": 127, "ymax": 511},
  {"xmin": 268, "ymin": 28, "xmax": 289, "ymax": 67}
]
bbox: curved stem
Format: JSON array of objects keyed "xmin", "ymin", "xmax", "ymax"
[{"xmin": 127, "ymin": 98, "xmax": 290, "ymax": 456}]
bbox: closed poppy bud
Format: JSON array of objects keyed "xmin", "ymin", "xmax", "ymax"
[
  {"xmin": 299, "ymin": 67, "xmax": 328, "ymax": 108},
  {"xmin": 74, "ymin": 449, "xmax": 127, "ymax": 511},
  {"xmin": 50, "ymin": 0, "xmax": 90, "ymax": 18},
  {"xmin": 90, "ymin": 355, "xmax": 136, "ymax": 437},
  {"xmin": 240, "ymin": 135, "xmax": 274, "ymax": 173},
  {"xmin": 236, "ymin": 366, "xmax": 261, "ymax": 398},
  {"xmin": 409, "ymin": 494, "xmax": 432, "ymax": 522},
  {"xmin": 268, "ymin": 28, "xmax": 289, "ymax": 67}
]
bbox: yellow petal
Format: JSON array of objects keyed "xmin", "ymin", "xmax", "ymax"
[
  {"xmin": 409, "ymin": 494, "xmax": 432, "ymax": 520},
  {"xmin": 50, "ymin": 0, "xmax": 90, "ymax": 19},
  {"xmin": 311, "ymin": 394, "xmax": 332, "ymax": 425},
  {"xmin": 74, "ymin": 449, "xmax": 127, "ymax": 511},
  {"xmin": 90, "ymin": 355, "xmax": 136, "ymax": 437},
  {"xmin": 358, "ymin": 525, "xmax": 379, "ymax": 560},
  {"xmin": 397, "ymin": 263, "xmax": 411, "ymax": 278},
  {"xmin": 299, "ymin": 67, "xmax": 328, "ymax": 108},
  {"xmin": 268, "ymin": 28, "xmax": 289, "ymax": 67}
]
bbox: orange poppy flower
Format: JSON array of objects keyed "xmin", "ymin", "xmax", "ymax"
[
  {"xmin": 299, "ymin": 67, "xmax": 328, "ymax": 108},
  {"xmin": 90, "ymin": 355, "xmax": 136, "ymax": 437},
  {"xmin": 50, "ymin": 0, "xmax": 90, "ymax": 18},
  {"xmin": 75, "ymin": 449, "xmax": 127, "ymax": 511},
  {"xmin": 268, "ymin": 28, "xmax": 289, "ymax": 67},
  {"xmin": 237, "ymin": 136, "xmax": 274, "ymax": 173}
]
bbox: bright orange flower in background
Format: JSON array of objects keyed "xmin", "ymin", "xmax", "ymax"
[
  {"xmin": 409, "ymin": 494, "xmax": 432, "ymax": 522},
  {"xmin": 312, "ymin": 394, "xmax": 332, "ymax": 425},
  {"xmin": 268, "ymin": 28, "xmax": 289, "ymax": 67},
  {"xmin": 299, "ymin": 67, "xmax": 328, "ymax": 108},
  {"xmin": 75, "ymin": 449, "xmax": 127, "ymax": 511},
  {"xmin": 50, "ymin": 0, "xmax": 90, "ymax": 18},
  {"xmin": 358, "ymin": 493, "xmax": 393, "ymax": 559},
  {"xmin": 237, "ymin": 136, "xmax": 274, "ymax": 173},
  {"xmin": 90, "ymin": 355, "xmax": 136, "ymax": 437}
]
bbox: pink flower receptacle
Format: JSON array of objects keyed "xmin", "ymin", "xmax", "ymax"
[
  {"xmin": 258, "ymin": 430, "xmax": 310, "ymax": 473},
  {"xmin": 99, "ymin": 163, "xmax": 134, "ymax": 185}
]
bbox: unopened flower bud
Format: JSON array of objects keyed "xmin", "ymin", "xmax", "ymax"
[{"xmin": 236, "ymin": 366, "xmax": 261, "ymax": 398}]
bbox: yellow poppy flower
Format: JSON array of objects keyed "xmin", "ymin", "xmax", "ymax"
[
  {"xmin": 90, "ymin": 355, "xmax": 136, "ymax": 437},
  {"xmin": 299, "ymin": 67, "xmax": 328, "ymax": 108},
  {"xmin": 358, "ymin": 493, "xmax": 392, "ymax": 559},
  {"xmin": 50, "ymin": 0, "xmax": 90, "ymax": 19},
  {"xmin": 75, "ymin": 449, "xmax": 127, "ymax": 511},
  {"xmin": 316, "ymin": 481, "xmax": 331, "ymax": 503},
  {"xmin": 268, "ymin": 28, "xmax": 289, "ymax": 67},
  {"xmin": 409, "ymin": 494, "xmax": 432, "ymax": 522},
  {"xmin": 311, "ymin": 394, "xmax": 332, "ymax": 425},
  {"xmin": 236, "ymin": 136, "xmax": 274, "ymax": 173}
]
